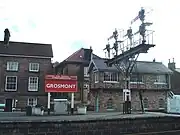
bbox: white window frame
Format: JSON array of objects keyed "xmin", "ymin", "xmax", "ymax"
[
  {"xmin": 84, "ymin": 67, "xmax": 89, "ymax": 77},
  {"xmin": 103, "ymin": 72, "xmax": 119, "ymax": 83},
  {"xmin": 5, "ymin": 76, "xmax": 17, "ymax": 91},
  {"xmin": 130, "ymin": 74, "xmax": 144, "ymax": 84},
  {"xmin": 6, "ymin": 62, "xmax": 19, "ymax": 71},
  {"xmin": 29, "ymin": 63, "xmax": 39, "ymax": 72},
  {"xmin": 28, "ymin": 77, "xmax": 39, "ymax": 91},
  {"xmin": 154, "ymin": 75, "xmax": 167, "ymax": 85},
  {"xmin": 27, "ymin": 98, "xmax": 37, "ymax": 107}
]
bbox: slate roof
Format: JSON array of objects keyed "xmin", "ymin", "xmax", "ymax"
[
  {"xmin": 65, "ymin": 48, "xmax": 101, "ymax": 63},
  {"xmin": 90, "ymin": 58, "xmax": 173, "ymax": 74},
  {"xmin": 0, "ymin": 41, "xmax": 53, "ymax": 58},
  {"xmin": 175, "ymin": 68, "xmax": 180, "ymax": 73},
  {"xmin": 55, "ymin": 48, "xmax": 101, "ymax": 68}
]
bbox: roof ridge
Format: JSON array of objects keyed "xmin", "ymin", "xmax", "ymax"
[
  {"xmin": 0, "ymin": 41, "xmax": 51, "ymax": 46},
  {"xmin": 93, "ymin": 59, "xmax": 162, "ymax": 63},
  {"xmin": 136, "ymin": 61, "xmax": 162, "ymax": 64}
]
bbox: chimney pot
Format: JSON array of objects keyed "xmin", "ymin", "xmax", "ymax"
[{"xmin": 168, "ymin": 58, "xmax": 176, "ymax": 70}]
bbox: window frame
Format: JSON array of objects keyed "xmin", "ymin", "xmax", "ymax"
[
  {"xmin": 130, "ymin": 74, "xmax": 144, "ymax": 84},
  {"xmin": 28, "ymin": 77, "xmax": 39, "ymax": 91},
  {"xmin": 6, "ymin": 61, "xmax": 19, "ymax": 71},
  {"xmin": 107, "ymin": 98, "xmax": 114, "ymax": 110},
  {"xmin": 159, "ymin": 98, "xmax": 165, "ymax": 109},
  {"xmin": 143, "ymin": 98, "xmax": 149, "ymax": 110},
  {"xmin": 5, "ymin": 76, "xmax": 18, "ymax": 91},
  {"xmin": 154, "ymin": 75, "xmax": 167, "ymax": 85},
  {"xmin": 27, "ymin": 98, "xmax": 37, "ymax": 107},
  {"xmin": 94, "ymin": 72, "xmax": 99, "ymax": 83},
  {"xmin": 103, "ymin": 72, "xmax": 119, "ymax": 83},
  {"xmin": 84, "ymin": 67, "xmax": 89, "ymax": 77},
  {"xmin": 29, "ymin": 63, "xmax": 39, "ymax": 72}
]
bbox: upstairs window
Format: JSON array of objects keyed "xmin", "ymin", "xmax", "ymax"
[
  {"xmin": 94, "ymin": 72, "xmax": 99, "ymax": 83},
  {"xmin": 84, "ymin": 67, "xmax": 89, "ymax": 76},
  {"xmin": 7, "ymin": 62, "xmax": 19, "ymax": 71},
  {"xmin": 130, "ymin": 74, "xmax": 143, "ymax": 83},
  {"xmin": 29, "ymin": 63, "xmax": 39, "ymax": 72},
  {"xmin": 155, "ymin": 75, "xmax": 167, "ymax": 84},
  {"xmin": 104, "ymin": 72, "xmax": 119, "ymax": 82}
]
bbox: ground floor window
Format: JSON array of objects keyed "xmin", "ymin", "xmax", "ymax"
[
  {"xmin": 27, "ymin": 98, "xmax": 37, "ymax": 107},
  {"xmin": 159, "ymin": 98, "xmax": 165, "ymax": 108},
  {"xmin": 107, "ymin": 98, "xmax": 114, "ymax": 109},
  {"xmin": 143, "ymin": 98, "xmax": 148, "ymax": 109}
]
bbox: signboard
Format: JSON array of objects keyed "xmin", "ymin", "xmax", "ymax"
[{"xmin": 45, "ymin": 75, "xmax": 78, "ymax": 93}]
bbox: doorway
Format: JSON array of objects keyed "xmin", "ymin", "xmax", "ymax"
[{"xmin": 5, "ymin": 98, "xmax": 12, "ymax": 112}]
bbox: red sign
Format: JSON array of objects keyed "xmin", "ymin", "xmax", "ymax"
[{"xmin": 45, "ymin": 75, "xmax": 78, "ymax": 93}]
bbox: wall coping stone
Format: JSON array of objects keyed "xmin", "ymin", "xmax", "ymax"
[{"xmin": 0, "ymin": 112, "xmax": 179, "ymax": 123}]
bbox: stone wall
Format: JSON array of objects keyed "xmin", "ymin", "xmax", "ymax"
[
  {"xmin": 90, "ymin": 71, "xmax": 170, "ymax": 90},
  {"xmin": 89, "ymin": 90, "xmax": 167, "ymax": 112},
  {"xmin": 131, "ymin": 90, "xmax": 167, "ymax": 111},
  {"xmin": 1, "ymin": 116, "xmax": 180, "ymax": 135}
]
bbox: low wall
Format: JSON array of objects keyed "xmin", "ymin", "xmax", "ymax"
[{"xmin": 1, "ymin": 116, "xmax": 180, "ymax": 135}]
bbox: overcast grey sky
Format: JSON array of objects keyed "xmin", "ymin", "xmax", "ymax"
[{"xmin": 0, "ymin": 0, "xmax": 179, "ymax": 67}]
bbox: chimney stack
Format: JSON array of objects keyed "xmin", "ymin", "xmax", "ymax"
[
  {"xmin": 90, "ymin": 46, "xmax": 93, "ymax": 61},
  {"xmin": 168, "ymin": 58, "xmax": 176, "ymax": 70}
]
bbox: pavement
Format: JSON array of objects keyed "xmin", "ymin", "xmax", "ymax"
[{"xmin": 0, "ymin": 111, "xmax": 180, "ymax": 122}]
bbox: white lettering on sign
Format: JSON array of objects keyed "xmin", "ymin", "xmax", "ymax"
[{"xmin": 46, "ymin": 84, "xmax": 76, "ymax": 89}]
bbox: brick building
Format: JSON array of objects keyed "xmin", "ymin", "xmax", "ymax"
[
  {"xmin": 168, "ymin": 58, "xmax": 180, "ymax": 94},
  {"xmin": 55, "ymin": 48, "xmax": 100, "ymax": 103},
  {"xmin": 0, "ymin": 41, "xmax": 53, "ymax": 111},
  {"xmin": 88, "ymin": 56, "xmax": 173, "ymax": 112}
]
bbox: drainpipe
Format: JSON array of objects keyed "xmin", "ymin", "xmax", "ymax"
[{"xmin": 96, "ymin": 92, "xmax": 99, "ymax": 112}]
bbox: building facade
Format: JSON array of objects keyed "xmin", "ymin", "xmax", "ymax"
[
  {"xmin": 88, "ymin": 57, "xmax": 173, "ymax": 112},
  {"xmin": 168, "ymin": 58, "xmax": 180, "ymax": 94},
  {"xmin": 54, "ymin": 48, "xmax": 100, "ymax": 104},
  {"xmin": 0, "ymin": 41, "xmax": 53, "ymax": 111}
]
